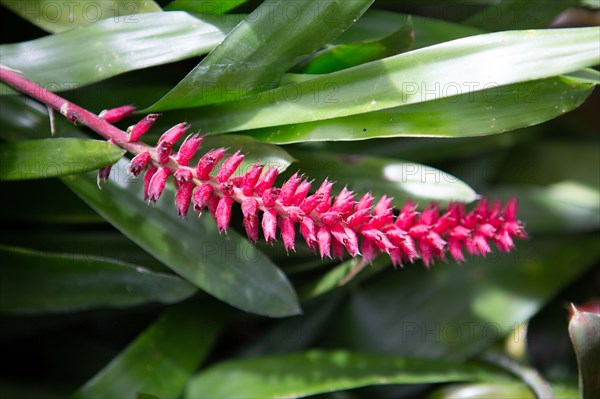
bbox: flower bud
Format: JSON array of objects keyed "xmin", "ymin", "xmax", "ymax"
[
  {"xmin": 279, "ymin": 216, "xmax": 295, "ymax": 252},
  {"xmin": 193, "ymin": 184, "xmax": 213, "ymax": 214},
  {"xmin": 143, "ymin": 167, "xmax": 157, "ymax": 201},
  {"xmin": 217, "ymin": 151, "xmax": 244, "ymax": 182},
  {"xmin": 176, "ymin": 181, "xmax": 194, "ymax": 217},
  {"xmin": 97, "ymin": 165, "xmax": 112, "ymax": 188},
  {"xmin": 241, "ymin": 163, "xmax": 264, "ymax": 196},
  {"xmin": 147, "ymin": 167, "xmax": 171, "ymax": 204},
  {"xmin": 159, "ymin": 122, "xmax": 190, "ymax": 147},
  {"xmin": 254, "ymin": 166, "xmax": 279, "ymax": 195},
  {"xmin": 262, "ymin": 209, "xmax": 278, "ymax": 243},
  {"xmin": 129, "ymin": 152, "xmax": 151, "ymax": 177},
  {"xmin": 196, "ymin": 148, "xmax": 227, "ymax": 180},
  {"xmin": 215, "ymin": 197, "xmax": 234, "ymax": 232},
  {"xmin": 279, "ymin": 173, "xmax": 301, "ymax": 206},
  {"xmin": 128, "ymin": 114, "xmax": 160, "ymax": 142},
  {"xmin": 99, "ymin": 105, "xmax": 135, "ymax": 124},
  {"xmin": 176, "ymin": 134, "xmax": 204, "ymax": 166}
]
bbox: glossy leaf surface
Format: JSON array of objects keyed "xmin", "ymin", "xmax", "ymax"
[
  {"xmin": 175, "ymin": 26, "xmax": 600, "ymax": 133},
  {"xmin": 0, "ymin": 138, "xmax": 124, "ymax": 181},
  {"xmin": 185, "ymin": 350, "xmax": 509, "ymax": 398},
  {"xmin": 293, "ymin": 18, "xmax": 414, "ymax": 74},
  {"xmin": 74, "ymin": 302, "xmax": 227, "ymax": 399},
  {"xmin": 1, "ymin": 0, "xmax": 162, "ymax": 33},
  {"xmin": 0, "ymin": 12, "xmax": 242, "ymax": 93},
  {"xmin": 0, "ymin": 245, "xmax": 196, "ymax": 314},
  {"xmin": 148, "ymin": 0, "xmax": 375, "ymax": 110},
  {"xmin": 235, "ymin": 76, "xmax": 594, "ymax": 143},
  {"xmin": 165, "ymin": 0, "xmax": 250, "ymax": 14}
]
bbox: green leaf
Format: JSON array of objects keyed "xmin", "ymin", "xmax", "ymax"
[
  {"xmin": 293, "ymin": 18, "xmax": 414, "ymax": 74},
  {"xmin": 289, "ymin": 149, "xmax": 478, "ymax": 203},
  {"xmin": 172, "ymin": 27, "xmax": 600, "ymax": 134},
  {"xmin": 73, "ymin": 302, "xmax": 227, "ymax": 399},
  {"xmin": 463, "ymin": 0, "xmax": 578, "ymax": 31},
  {"xmin": 298, "ymin": 257, "xmax": 388, "ymax": 301},
  {"xmin": 563, "ymin": 68, "xmax": 600, "ymax": 85},
  {"xmin": 0, "ymin": 138, "xmax": 124, "ymax": 181},
  {"xmin": 184, "ymin": 350, "xmax": 510, "ymax": 398},
  {"xmin": 0, "ymin": 12, "xmax": 242, "ymax": 94},
  {"xmin": 568, "ymin": 306, "xmax": 600, "ymax": 399},
  {"xmin": 1, "ymin": 0, "xmax": 162, "ymax": 33},
  {"xmin": 0, "ymin": 230, "xmax": 167, "ymax": 272},
  {"xmin": 0, "ymin": 245, "xmax": 196, "ymax": 314},
  {"xmin": 237, "ymin": 75, "xmax": 594, "ymax": 143},
  {"xmin": 63, "ymin": 159, "xmax": 301, "ymax": 317},
  {"xmin": 336, "ymin": 10, "xmax": 484, "ymax": 49},
  {"xmin": 148, "ymin": 0, "xmax": 375, "ymax": 110},
  {"xmin": 320, "ymin": 235, "xmax": 600, "ymax": 359},
  {"xmin": 165, "ymin": 0, "xmax": 250, "ymax": 14}
]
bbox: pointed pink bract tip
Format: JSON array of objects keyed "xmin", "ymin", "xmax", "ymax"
[
  {"xmin": 128, "ymin": 114, "xmax": 160, "ymax": 143},
  {"xmin": 99, "ymin": 105, "xmax": 135, "ymax": 124}
]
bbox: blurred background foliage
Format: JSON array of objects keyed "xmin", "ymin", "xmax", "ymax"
[{"xmin": 0, "ymin": 0, "xmax": 598, "ymax": 398}]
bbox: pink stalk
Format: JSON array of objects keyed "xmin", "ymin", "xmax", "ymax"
[{"xmin": 0, "ymin": 66, "xmax": 527, "ymax": 267}]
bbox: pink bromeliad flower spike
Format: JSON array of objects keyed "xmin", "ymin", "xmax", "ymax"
[
  {"xmin": 94, "ymin": 108, "xmax": 526, "ymax": 268},
  {"xmin": 0, "ymin": 62, "xmax": 533, "ymax": 273}
]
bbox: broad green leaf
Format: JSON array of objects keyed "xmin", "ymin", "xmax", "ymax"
[
  {"xmin": 563, "ymin": 67, "xmax": 600, "ymax": 85},
  {"xmin": 165, "ymin": 0, "xmax": 250, "ymax": 14},
  {"xmin": 1, "ymin": 0, "xmax": 162, "ymax": 33},
  {"xmin": 226, "ymin": 76, "xmax": 593, "ymax": 142},
  {"xmin": 73, "ymin": 302, "xmax": 227, "ymax": 399},
  {"xmin": 464, "ymin": 0, "xmax": 578, "ymax": 31},
  {"xmin": 0, "ymin": 12, "xmax": 243, "ymax": 94},
  {"xmin": 184, "ymin": 350, "xmax": 510, "ymax": 398},
  {"xmin": 0, "ymin": 138, "xmax": 124, "ymax": 181},
  {"xmin": 172, "ymin": 28, "xmax": 599, "ymax": 133},
  {"xmin": 0, "ymin": 245, "xmax": 196, "ymax": 314},
  {"xmin": 320, "ymin": 235, "xmax": 600, "ymax": 359},
  {"xmin": 289, "ymin": 150, "xmax": 478, "ymax": 203},
  {"xmin": 63, "ymin": 159, "xmax": 301, "ymax": 317},
  {"xmin": 293, "ymin": 18, "xmax": 414, "ymax": 74},
  {"xmin": 0, "ymin": 230, "xmax": 167, "ymax": 272},
  {"xmin": 0, "ymin": 179, "xmax": 102, "ymax": 223},
  {"xmin": 336, "ymin": 10, "xmax": 485, "ymax": 49},
  {"xmin": 148, "ymin": 0, "xmax": 375, "ymax": 110}
]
